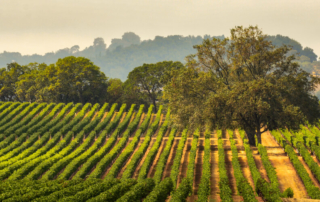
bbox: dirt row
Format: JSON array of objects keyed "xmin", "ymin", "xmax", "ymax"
[{"xmin": 12, "ymin": 105, "xmax": 320, "ymax": 200}]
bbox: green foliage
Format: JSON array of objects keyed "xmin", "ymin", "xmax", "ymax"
[
  {"xmin": 228, "ymin": 130, "xmax": 257, "ymax": 201},
  {"xmin": 241, "ymin": 130, "xmax": 282, "ymax": 201},
  {"xmin": 2, "ymin": 180, "xmax": 81, "ymax": 202},
  {"xmin": 153, "ymin": 127, "xmax": 177, "ymax": 184},
  {"xmin": 90, "ymin": 104, "xmax": 136, "ymax": 180},
  {"xmin": 257, "ymin": 144, "xmax": 288, "ymax": 197},
  {"xmin": 16, "ymin": 57, "xmax": 108, "ymax": 103},
  {"xmin": 0, "ymin": 133, "xmax": 28, "ymax": 158},
  {"xmin": 120, "ymin": 105, "xmax": 161, "ymax": 179},
  {"xmin": 59, "ymin": 178, "xmax": 120, "ymax": 202},
  {"xmin": 197, "ymin": 130, "xmax": 211, "ymax": 202},
  {"xmin": 170, "ymin": 178, "xmax": 192, "ymax": 202},
  {"xmin": 143, "ymin": 177, "xmax": 173, "ymax": 202},
  {"xmin": 270, "ymin": 130, "xmax": 320, "ymax": 199},
  {"xmin": 35, "ymin": 179, "xmax": 102, "ymax": 202},
  {"xmin": 115, "ymin": 178, "xmax": 155, "ymax": 202},
  {"xmin": 0, "ymin": 63, "xmax": 29, "ymax": 101},
  {"xmin": 281, "ymin": 187, "xmax": 294, "ymax": 198},
  {"xmin": 13, "ymin": 103, "xmax": 94, "ymax": 180},
  {"xmin": 88, "ymin": 105, "xmax": 154, "ymax": 179},
  {"xmin": 0, "ymin": 102, "xmax": 13, "ymax": 113},
  {"xmin": 0, "ymin": 180, "xmax": 79, "ymax": 201},
  {"xmin": 217, "ymin": 130, "xmax": 233, "ymax": 202},
  {"xmin": 144, "ymin": 177, "xmax": 173, "ymax": 202},
  {"xmin": 126, "ymin": 61, "xmax": 184, "ymax": 112},
  {"xmin": 93, "ymin": 103, "xmax": 117, "ymax": 133},
  {"xmin": 137, "ymin": 106, "xmax": 169, "ymax": 181},
  {"xmin": 74, "ymin": 104, "xmax": 144, "ymax": 179},
  {"xmin": 170, "ymin": 129, "xmax": 199, "ymax": 201},
  {"xmin": 12, "ymin": 103, "xmax": 56, "ymax": 136},
  {"xmin": 106, "ymin": 78, "xmax": 124, "ymax": 104},
  {"xmin": 0, "ymin": 102, "xmax": 28, "ymax": 125},
  {"xmin": 170, "ymin": 128, "xmax": 188, "ymax": 189},
  {"xmin": 28, "ymin": 103, "xmax": 72, "ymax": 135},
  {"xmin": 0, "ymin": 102, "xmax": 41, "ymax": 134},
  {"xmin": 86, "ymin": 179, "xmax": 137, "ymax": 202},
  {"xmin": 185, "ymin": 129, "xmax": 199, "ymax": 192},
  {"xmin": 164, "ymin": 26, "xmax": 320, "ymax": 146},
  {"xmin": 0, "ymin": 104, "xmax": 77, "ymax": 179},
  {"xmin": 41, "ymin": 104, "xmax": 115, "ymax": 180},
  {"xmin": 286, "ymin": 145, "xmax": 320, "ymax": 199}
]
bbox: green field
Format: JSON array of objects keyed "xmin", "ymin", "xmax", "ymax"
[{"xmin": 1, "ymin": 102, "xmax": 320, "ymax": 201}]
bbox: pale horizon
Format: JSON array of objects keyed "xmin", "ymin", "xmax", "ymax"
[{"xmin": 1, "ymin": 0, "xmax": 319, "ymax": 58}]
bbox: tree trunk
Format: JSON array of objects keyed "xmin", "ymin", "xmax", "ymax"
[
  {"xmin": 246, "ymin": 129, "xmax": 256, "ymax": 146},
  {"xmin": 245, "ymin": 128, "xmax": 262, "ymax": 146},
  {"xmin": 152, "ymin": 99, "xmax": 157, "ymax": 113},
  {"xmin": 256, "ymin": 130, "xmax": 262, "ymax": 145}
]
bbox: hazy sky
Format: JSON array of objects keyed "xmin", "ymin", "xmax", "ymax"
[{"xmin": 1, "ymin": 0, "xmax": 319, "ymax": 58}]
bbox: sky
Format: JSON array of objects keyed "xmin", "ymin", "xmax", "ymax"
[{"xmin": 1, "ymin": 0, "xmax": 319, "ymax": 58}]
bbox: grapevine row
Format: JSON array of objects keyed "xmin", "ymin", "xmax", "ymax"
[
  {"xmin": 0, "ymin": 103, "xmax": 82, "ymax": 180},
  {"xmin": 58, "ymin": 104, "xmax": 135, "ymax": 180},
  {"xmin": 170, "ymin": 129, "xmax": 199, "ymax": 201},
  {"xmin": 217, "ymin": 130, "xmax": 233, "ymax": 201},
  {"xmin": 88, "ymin": 105, "xmax": 153, "ymax": 179},
  {"xmin": 197, "ymin": 129, "xmax": 211, "ymax": 202},
  {"xmin": 153, "ymin": 127, "xmax": 177, "ymax": 184},
  {"xmin": 73, "ymin": 104, "xmax": 141, "ymax": 179}
]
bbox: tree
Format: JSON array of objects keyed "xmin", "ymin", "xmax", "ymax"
[
  {"xmin": 15, "ymin": 57, "xmax": 108, "ymax": 104},
  {"xmin": 93, "ymin": 38, "xmax": 107, "ymax": 57},
  {"xmin": 126, "ymin": 61, "xmax": 184, "ymax": 113},
  {"xmin": 0, "ymin": 62, "xmax": 29, "ymax": 101},
  {"xmin": 164, "ymin": 26, "xmax": 320, "ymax": 146},
  {"xmin": 15, "ymin": 62, "xmax": 48, "ymax": 102},
  {"xmin": 301, "ymin": 47, "xmax": 318, "ymax": 62},
  {"xmin": 50, "ymin": 56, "xmax": 108, "ymax": 103},
  {"xmin": 107, "ymin": 78, "xmax": 124, "ymax": 104},
  {"xmin": 108, "ymin": 32, "xmax": 141, "ymax": 52}
]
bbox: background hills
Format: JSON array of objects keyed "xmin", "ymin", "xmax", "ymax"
[{"xmin": 0, "ymin": 32, "xmax": 319, "ymax": 81}]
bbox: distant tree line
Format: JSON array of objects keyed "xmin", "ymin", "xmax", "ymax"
[
  {"xmin": 0, "ymin": 56, "xmax": 183, "ymax": 112},
  {"xmin": 0, "ymin": 33, "xmax": 318, "ymax": 81}
]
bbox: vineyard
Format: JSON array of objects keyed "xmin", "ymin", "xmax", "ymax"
[{"xmin": 2, "ymin": 102, "xmax": 320, "ymax": 201}]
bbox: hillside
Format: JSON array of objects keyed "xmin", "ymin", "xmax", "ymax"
[
  {"xmin": 1, "ymin": 101, "xmax": 320, "ymax": 201},
  {"xmin": 0, "ymin": 33, "xmax": 318, "ymax": 80}
]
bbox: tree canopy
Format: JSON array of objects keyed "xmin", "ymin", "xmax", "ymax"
[
  {"xmin": 1, "ymin": 56, "xmax": 108, "ymax": 104},
  {"xmin": 126, "ymin": 61, "xmax": 184, "ymax": 113},
  {"xmin": 164, "ymin": 26, "xmax": 320, "ymax": 146},
  {"xmin": 0, "ymin": 33, "xmax": 317, "ymax": 81}
]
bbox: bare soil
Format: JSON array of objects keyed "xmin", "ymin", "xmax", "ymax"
[
  {"xmin": 312, "ymin": 156, "xmax": 320, "ymax": 168},
  {"xmin": 232, "ymin": 130, "xmax": 256, "ymax": 191},
  {"xmin": 298, "ymin": 156, "xmax": 320, "ymax": 187},
  {"xmin": 119, "ymin": 112, "xmax": 127, "ymax": 123},
  {"xmin": 101, "ymin": 139, "xmax": 133, "ymax": 179},
  {"xmin": 91, "ymin": 112, "xmax": 99, "ymax": 121},
  {"xmin": 252, "ymin": 154, "xmax": 270, "ymax": 183},
  {"xmin": 132, "ymin": 139, "xmax": 156, "ymax": 179},
  {"xmin": 162, "ymin": 138, "xmax": 180, "ymax": 179},
  {"xmin": 209, "ymin": 134, "xmax": 221, "ymax": 202},
  {"xmin": 148, "ymin": 139, "xmax": 168, "ymax": 178},
  {"xmin": 100, "ymin": 112, "xmax": 108, "ymax": 122},
  {"xmin": 193, "ymin": 138, "xmax": 204, "ymax": 195},
  {"xmin": 177, "ymin": 139, "xmax": 191, "ymax": 186},
  {"xmin": 223, "ymin": 131, "xmax": 242, "ymax": 200},
  {"xmin": 117, "ymin": 138, "xmax": 143, "ymax": 178},
  {"xmin": 147, "ymin": 129, "xmax": 171, "ymax": 178},
  {"xmin": 262, "ymin": 131, "xmax": 309, "ymax": 198},
  {"xmin": 129, "ymin": 112, "xmax": 136, "ymax": 124}
]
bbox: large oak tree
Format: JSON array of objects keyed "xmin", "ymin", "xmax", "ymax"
[{"xmin": 164, "ymin": 26, "xmax": 320, "ymax": 146}]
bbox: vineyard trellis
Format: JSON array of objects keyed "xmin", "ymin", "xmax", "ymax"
[{"xmin": 0, "ymin": 102, "xmax": 320, "ymax": 201}]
